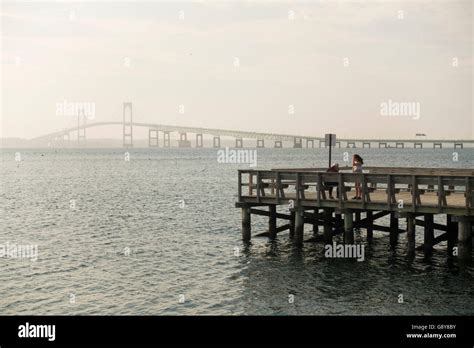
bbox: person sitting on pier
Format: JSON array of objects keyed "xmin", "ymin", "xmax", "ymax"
[
  {"xmin": 325, "ymin": 163, "xmax": 339, "ymax": 199},
  {"xmin": 352, "ymin": 154, "xmax": 364, "ymax": 200}
]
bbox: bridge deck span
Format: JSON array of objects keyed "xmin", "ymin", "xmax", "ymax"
[{"xmin": 32, "ymin": 122, "xmax": 474, "ymax": 147}]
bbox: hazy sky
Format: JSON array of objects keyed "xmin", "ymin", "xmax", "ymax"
[{"xmin": 1, "ymin": 0, "xmax": 473, "ymax": 140}]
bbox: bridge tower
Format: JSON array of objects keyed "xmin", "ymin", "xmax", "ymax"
[
  {"xmin": 123, "ymin": 102, "xmax": 133, "ymax": 148},
  {"xmin": 77, "ymin": 108, "xmax": 86, "ymax": 146}
]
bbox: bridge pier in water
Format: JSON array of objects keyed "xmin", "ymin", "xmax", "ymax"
[
  {"xmin": 122, "ymin": 102, "xmax": 133, "ymax": 148},
  {"xmin": 236, "ymin": 138, "xmax": 243, "ymax": 148},
  {"xmin": 274, "ymin": 140, "xmax": 282, "ymax": 148},
  {"xmin": 196, "ymin": 134, "xmax": 203, "ymax": 148},
  {"xmin": 77, "ymin": 113, "xmax": 86, "ymax": 146},
  {"xmin": 213, "ymin": 136, "xmax": 220, "ymax": 148},
  {"xmin": 257, "ymin": 139, "xmax": 264, "ymax": 148},
  {"xmin": 346, "ymin": 142, "xmax": 356, "ymax": 148},
  {"xmin": 163, "ymin": 131, "xmax": 170, "ymax": 148},
  {"xmin": 148, "ymin": 129, "xmax": 159, "ymax": 147},
  {"xmin": 293, "ymin": 137, "xmax": 302, "ymax": 148}
]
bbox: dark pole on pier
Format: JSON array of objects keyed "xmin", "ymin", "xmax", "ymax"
[{"xmin": 328, "ymin": 134, "xmax": 332, "ymax": 168}]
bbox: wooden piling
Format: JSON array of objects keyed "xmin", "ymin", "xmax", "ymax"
[
  {"xmin": 313, "ymin": 209, "xmax": 319, "ymax": 236},
  {"xmin": 335, "ymin": 213, "xmax": 343, "ymax": 232},
  {"xmin": 355, "ymin": 212, "xmax": 361, "ymax": 224},
  {"xmin": 423, "ymin": 214, "xmax": 434, "ymax": 255},
  {"xmin": 344, "ymin": 211, "xmax": 354, "ymax": 244},
  {"xmin": 323, "ymin": 208, "xmax": 333, "ymax": 244},
  {"xmin": 268, "ymin": 205, "xmax": 277, "ymax": 240},
  {"xmin": 366, "ymin": 210, "xmax": 373, "ymax": 243},
  {"xmin": 446, "ymin": 214, "xmax": 457, "ymax": 258},
  {"xmin": 289, "ymin": 210, "xmax": 295, "ymax": 239},
  {"xmin": 236, "ymin": 167, "xmax": 474, "ymax": 259},
  {"xmin": 457, "ymin": 218, "xmax": 472, "ymax": 259},
  {"xmin": 406, "ymin": 213, "xmax": 416, "ymax": 253},
  {"xmin": 389, "ymin": 212, "xmax": 399, "ymax": 246},
  {"xmin": 242, "ymin": 206, "xmax": 251, "ymax": 241},
  {"xmin": 294, "ymin": 208, "xmax": 304, "ymax": 245}
]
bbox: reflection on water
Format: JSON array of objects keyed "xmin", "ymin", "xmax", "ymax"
[
  {"xmin": 0, "ymin": 148, "xmax": 473, "ymax": 315},
  {"xmin": 238, "ymin": 234, "xmax": 473, "ymax": 315}
]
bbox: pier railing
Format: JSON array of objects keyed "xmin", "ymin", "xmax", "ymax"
[{"xmin": 238, "ymin": 169, "xmax": 474, "ymax": 215}]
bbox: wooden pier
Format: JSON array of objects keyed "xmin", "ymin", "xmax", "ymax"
[{"xmin": 236, "ymin": 167, "xmax": 474, "ymax": 259}]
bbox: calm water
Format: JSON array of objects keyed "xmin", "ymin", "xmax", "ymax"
[{"xmin": 0, "ymin": 147, "xmax": 473, "ymax": 315}]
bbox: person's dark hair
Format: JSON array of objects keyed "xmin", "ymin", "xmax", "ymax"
[{"xmin": 354, "ymin": 154, "xmax": 364, "ymax": 165}]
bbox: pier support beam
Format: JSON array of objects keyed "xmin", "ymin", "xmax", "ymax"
[
  {"xmin": 458, "ymin": 220, "xmax": 472, "ymax": 259},
  {"xmin": 289, "ymin": 211, "xmax": 295, "ymax": 239},
  {"xmin": 268, "ymin": 205, "xmax": 277, "ymax": 240},
  {"xmin": 213, "ymin": 136, "xmax": 221, "ymax": 148},
  {"xmin": 236, "ymin": 138, "xmax": 243, "ymax": 148},
  {"xmin": 452, "ymin": 216, "xmax": 472, "ymax": 259},
  {"xmin": 355, "ymin": 212, "xmax": 361, "ymax": 224},
  {"xmin": 406, "ymin": 213, "xmax": 416, "ymax": 254},
  {"xmin": 313, "ymin": 209, "xmax": 319, "ymax": 236},
  {"xmin": 423, "ymin": 214, "xmax": 434, "ymax": 256},
  {"xmin": 344, "ymin": 211, "xmax": 354, "ymax": 244},
  {"xmin": 241, "ymin": 206, "xmax": 251, "ymax": 242},
  {"xmin": 447, "ymin": 215, "xmax": 457, "ymax": 258},
  {"xmin": 294, "ymin": 208, "xmax": 304, "ymax": 246},
  {"xmin": 366, "ymin": 211, "xmax": 373, "ymax": 243},
  {"xmin": 335, "ymin": 213, "xmax": 343, "ymax": 232},
  {"xmin": 323, "ymin": 209, "xmax": 333, "ymax": 244},
  {"xmin": 390, "ymin": 212, "xmax": 399, "ymax": 246}
]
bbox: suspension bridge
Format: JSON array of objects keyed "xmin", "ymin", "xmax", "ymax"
[{"xmin": 30, "ymin": 103, "xmax": 474, "ymax": 149}]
